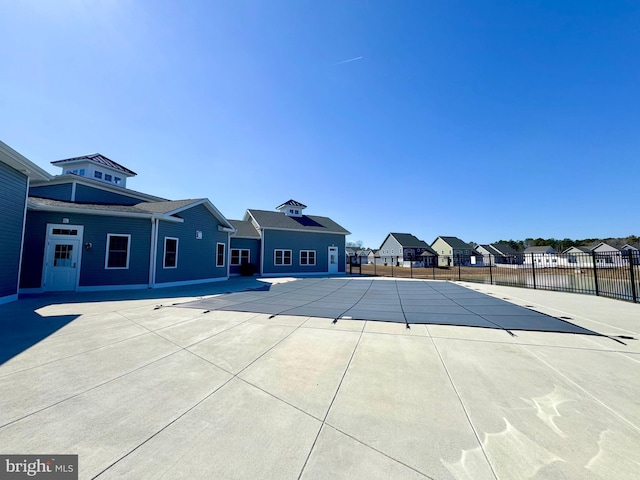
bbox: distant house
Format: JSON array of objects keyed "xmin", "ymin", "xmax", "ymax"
[
  {"xmin": 0, "ymin": 141, "xmax": 51, "ymax": 304},
  {"xmin": 475, "ymin": 243, "xmax": 521, "ymax": 265},
  {"xmin": 523, "ymin": 246, "xmax": 557, "ymax": 267},
  {"xmin": 367, "ymin": 249, "xmax": 378, "ymax": 264},
  {"xmin": 240, "ymin": 200, "xmax": 350, "ymax": 276},
  {"xmin": 21, "ymin": 154, "xmax": 235, "ymax": 293},
  {"xmin": 563, "ymin": 242, "xmax": 622, "ymax": 267},
  {"xmin": 377, "ymin": 233, "xmax": 437, "ymax": 267},
  {"xmin": 431, "ymin": 236, "xmax": 475, "ymax": 267}
]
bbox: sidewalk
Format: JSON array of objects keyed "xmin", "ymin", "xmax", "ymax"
[{"xmin": 1, "ymin": 278, "xmax": 638, "ymax": 479}]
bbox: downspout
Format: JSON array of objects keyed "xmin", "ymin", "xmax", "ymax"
[
  {"xmin": 226, "ymin": 231, "xmax": 231, "ymax": 279},
  {"xmin": 149, "ymin": 217, "xmax": 159, "ymax": 288},
  {"xmin": 17, "ymin": 177, "xmax": 30, "ymax": 295},
  {"xmin": 260, "ymin": 228, "xmax": 265, "ymax": 275}
]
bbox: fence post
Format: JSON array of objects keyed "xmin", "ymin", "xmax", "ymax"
[
  {"xmin": 592, "ymin": 251, "xmax": 600, "ymax": 296},
  {"xmin": 391, "ymin": 258, "xmax": 394, "ymax": 278},
  {"xmin": 629, "ymin": 251, "xmax": 637, "ymax": 303},
  {"xmin": 457, "ymin": 254, "xmax": 461, "ymax": 281},
  {"xmin": 489, "ymin": 255, "xmax": 493, "ymax": 285},
  {"xmin": 410, "ymin": 258, "xmax": 413, "ymax": 278},
  {"xmin": 432, "ymin": 259, "xmax": 435, "ymax": 280},
  {"xmin": 374, "ymin": 259, "xmax": 376, "ymax": 276},
  {"xmin": 531, "ymin": 253, "xmax": 536, "ymax": 289}
]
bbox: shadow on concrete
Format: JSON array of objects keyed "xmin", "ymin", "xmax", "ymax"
[{"xmin": 1, "ymin": 277, "xmax": 272, "ymax": 365}]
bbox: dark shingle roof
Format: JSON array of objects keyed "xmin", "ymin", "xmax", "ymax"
[
  {"xmin": 491, "ymin": 243, "xmax": 519, "ymax": 255},
  {"xmin": 247, "ymin": 209, "xmax": 349, "ymax": 235},
  {"xmin": 524, "ymin": 246, "xmax": 555, "ymax": 253},
  {"xmin": 479, "ymin": 244, "xmax": 501, "ymax": 256},
  {"xmin": 135, "ymin": 199, "xmax": 205, "ymax": 214},
  {"xmin": 52, "ymin": 153, "xmax": 137, "ymax": 176},
  {"xmin": 435, "ymin": 236, "xmax": 473, "ymax": 250},
  {"xmin": 229, "ymin": 220, "xmax": 261, "ymax": 239},
  {"xmin": 389, "ymin": 233, "xmax": 429, "ymax": 248},
  {"xmin": 276, "ymin": 199, "xmax": 307, "ymax": 209}
]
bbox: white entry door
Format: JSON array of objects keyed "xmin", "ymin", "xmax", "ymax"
[
  {"xmin": 328, "ymin": 246, "xmax": 339, "ymax": 274},
  {"xmin": 43, "ymin": 225, "xmax": 83, "ymax": 292}
]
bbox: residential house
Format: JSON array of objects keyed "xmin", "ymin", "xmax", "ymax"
[
  {"xmin": 0, "ymin": 141, "xmax": 51, "ymax": 304},
  {"xmin": 21, "ymin": 154, "xmax": 234, "ymax": 293},
  {"xmin": 238, "ymin": 200, "xmax": 350, "ymax": 276},
  {"xmin": 523, "ymin": 246, "xmax": 557, "ymax": 267},
  {"xmin": 476, "ymin": 243, "xmax": 521, "ymax": 265},
  {"xmin": 563, "ymin": 242, "xmax": 622, "ymax": 267},
  {"xmin": 376, "ymin": 233, "xmax": 437, "ymax": 267},
  {"xmin": 431, "ymin": 236, "xmax": 475, "ymax": 267},
  {"xmin": 367, "ymin": 249, "xmax": 378, "ymax": 265}
]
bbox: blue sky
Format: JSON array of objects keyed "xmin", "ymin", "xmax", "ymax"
[{"xmin": 2, "ymin": 1, "xmax": 638, "ymax": 249}]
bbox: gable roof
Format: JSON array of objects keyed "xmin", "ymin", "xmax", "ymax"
[
  {"xmin": 52, "ymin": 153, "xmax": 137, "ymax": 176},
  {"xmin": 0, "ymin": 140, "xmax": 51, "ymax": 181},
  {"xmin": 229, "ymin": 220, "xmax": 261, "ymax": 239},
  {"xmin": 563, "ymin": 246, "xmax": 591, "ymax": 254},
  {"xmin": 491, "ymin": 243, "xmax": 519, "ymax": 255},
  {"xmin": 433, "ymin": 236, "xmax": 473, "ymax": 250},
  {"xmin": 389, "ymin": 233, "xmax": 430, "ymax": 248},
  {"xmin": 276, "ymin": 199, "xmax": 307, "ymax": 209},
  {"xmin": 478, "ymin": 244, "xmax": 501, "ymax": 256},
  {"xmin": 245, "ymin": 209, "xmax": 350, "ymax": 235},
  {"xmin": 524, "ymin": 246, "xmax": 555, "ymax": 253}
]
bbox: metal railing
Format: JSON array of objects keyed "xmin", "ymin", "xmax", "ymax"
[{"xmin": 349, "ymin": 251, "xmax": 640, "ymax": 303}]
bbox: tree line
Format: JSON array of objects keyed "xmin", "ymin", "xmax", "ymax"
[{"xmin": 493, "ymin": 235, "xmax": 640, "ymax": 253}]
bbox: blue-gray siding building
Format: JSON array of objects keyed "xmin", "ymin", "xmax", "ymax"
[
  {"xmin": 0, "ymin": 141, "xmax": 51, "ymax": 304},
  {"xmin": 20, "ymin": 154, "xmax": 234, "ymax": 293},
  {"xmin": 232, "ymin": 200, "xmax": 350, "ymax": 276}
]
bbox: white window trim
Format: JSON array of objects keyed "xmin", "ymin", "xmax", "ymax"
[
  {"xmin": 230, "ymin": 248, "xmax": 250, "ymax": 266},
  {"xmin": 299, "ymin": 250, "xmax": 316, "ymax": 266},
  {"xmin": 274, "ymin": 249, "xmax": 292, "ymax": 266},
  {"xmin": 163, "ymin": 237, "xmax": 179, "ymax": 269},
  {"xmin": 216, "ymin": 242, "xmax": 226, "ymax": 267},
  {"xmin": 105, "ymin": 234, "xmax": 131, "ymax": 270}
]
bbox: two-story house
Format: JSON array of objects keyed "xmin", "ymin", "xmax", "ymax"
[
  {"xmin": 377, "ymin": 233, "xmax": 438, "ymax": 267},
  {"xmin": 431, "ymin": 236, "xmax": 476, "ymax": 267}
]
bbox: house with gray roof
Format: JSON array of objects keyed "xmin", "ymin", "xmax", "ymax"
[
  {"xmin": 523, "ymin": 246, "xmax": 558, "ymax": 267},
  {"xmin": 476, "ymin": 243, "xmax": 522, "ymax": 265},
  {"xmin": 0, "ymin": 141, "xmax": 51, "ymax": 303},
  {"xmin": 377, "ymin": 233, "xmax": 437, "ymax": 267},
  {"xmin": 237, "ymin": 199, "xmax": 350, "ymax": 276},
  {"xmin": 431, "ymin": 236, "xmax": 477, "ymax": 267},
  {"xmin": 228, "ymin": 219, "xmax": 261, "ymax": 276},
  {"xmin": 20, "ymin": 154, "xmax": 234, "ymax": 293}
]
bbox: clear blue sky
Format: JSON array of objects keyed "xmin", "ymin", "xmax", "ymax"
[{"xmin": 2, "ymin": 1, "xmax": 638, "ymax": 249}]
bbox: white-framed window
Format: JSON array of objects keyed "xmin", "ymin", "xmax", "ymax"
[
  {"xmin": 114, "ymin": 177, "xmax": 122, "ymax": 185},
  {"xmin": 163, "ymin": 237, "xmax": 178, "ymax": 268},
  {"xmin": 230, "ymin": 248, "xmax": 250, "ymax": 266},
  {"xmin": 105, "ymin": 234, "xmax": 131, "ymax": 269},
  {"xmin": 216, "ymin": 243, "xmax": 226, "ymax": 267},
  {"xmin": 105, "ymin": 174, "xmax": 112, "ymax": 182},
  {"xmin": 274, "ymin": 249, "xmax": 292, "ymax": 266},
  {"xmin": 300, "ymin": 250, "xmax": 316, "ymax": 266},
  {"xmin": 94, "ymin": 171, "xmax": 102, "ymax": 179}
]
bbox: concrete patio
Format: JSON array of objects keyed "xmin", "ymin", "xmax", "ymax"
[{"xmin": 1, "ymin": 277, "xmax": 639, "ymax": 479}]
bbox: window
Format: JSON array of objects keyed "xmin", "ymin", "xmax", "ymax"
[
  {"xmin": 105, "ymin": 174, "xmax": 112, "ymax": 182},
  {"xmin": 163, "ymin": 237, "xmax": 178, "ymax": 268},
  {"xmin": 94, "ymin": 171, "xmax": 103, "ymax": 179},
  {"xmin": 300, "ymin": 250, "xmax": 316, "ymax": 266},
  {"xmin": 274, "ymin": 249, "xmax": 292, "ymax": 266},
  {"xmin": 105, "ymin": 234, "xmax": 131, "ymax": 269},
  {"xmin": 52, "ymin": 228, "xmax": 78, "ymax": 236},
  {"xmin": 230, "ymin": 249, "xmax": 250, "ymax": 266},
  {"xmin": 79, "ymin": 168, "xmax": 85, "ymax": 176},
  {"xmin": 114, "ymin": 177, "xmax": 122, "ymax": 185},
  {"xmin": 216, "ymin": 243, "xmax": 225, "ymax": 267},
  {"xmin": 294, "ymin": 209, "xmax": 299, "ymax": 215}
]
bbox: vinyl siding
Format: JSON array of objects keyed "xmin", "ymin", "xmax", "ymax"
[
  {"xmin": 262, "ymin": 230, "xmax": 345, "ymax": 274},
  {"xmin": 229, "ymin": 237, "xmax": 261, "ymax": 275},
  {"xmin": 0, "ymin": 162, "xmax": 28, "ymax": 298},
  {"xmin": 21, "ymin": 211, "xmax": 151, "ymax": 288},
  {"xmin": 74, "ymin": 183, "xmax": 147, "ymax": 205},
  {"xmin": 154, "ymin": 204, "xmax": 228, "ymax": 284},
  {"xmin": 29, "ymin": 183, "xmax": 73, "ymax": 201}
]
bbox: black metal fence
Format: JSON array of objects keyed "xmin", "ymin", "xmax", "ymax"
[{"xmin": 349, "ymin": 250, "xmax": 640, "ymax": 303}]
